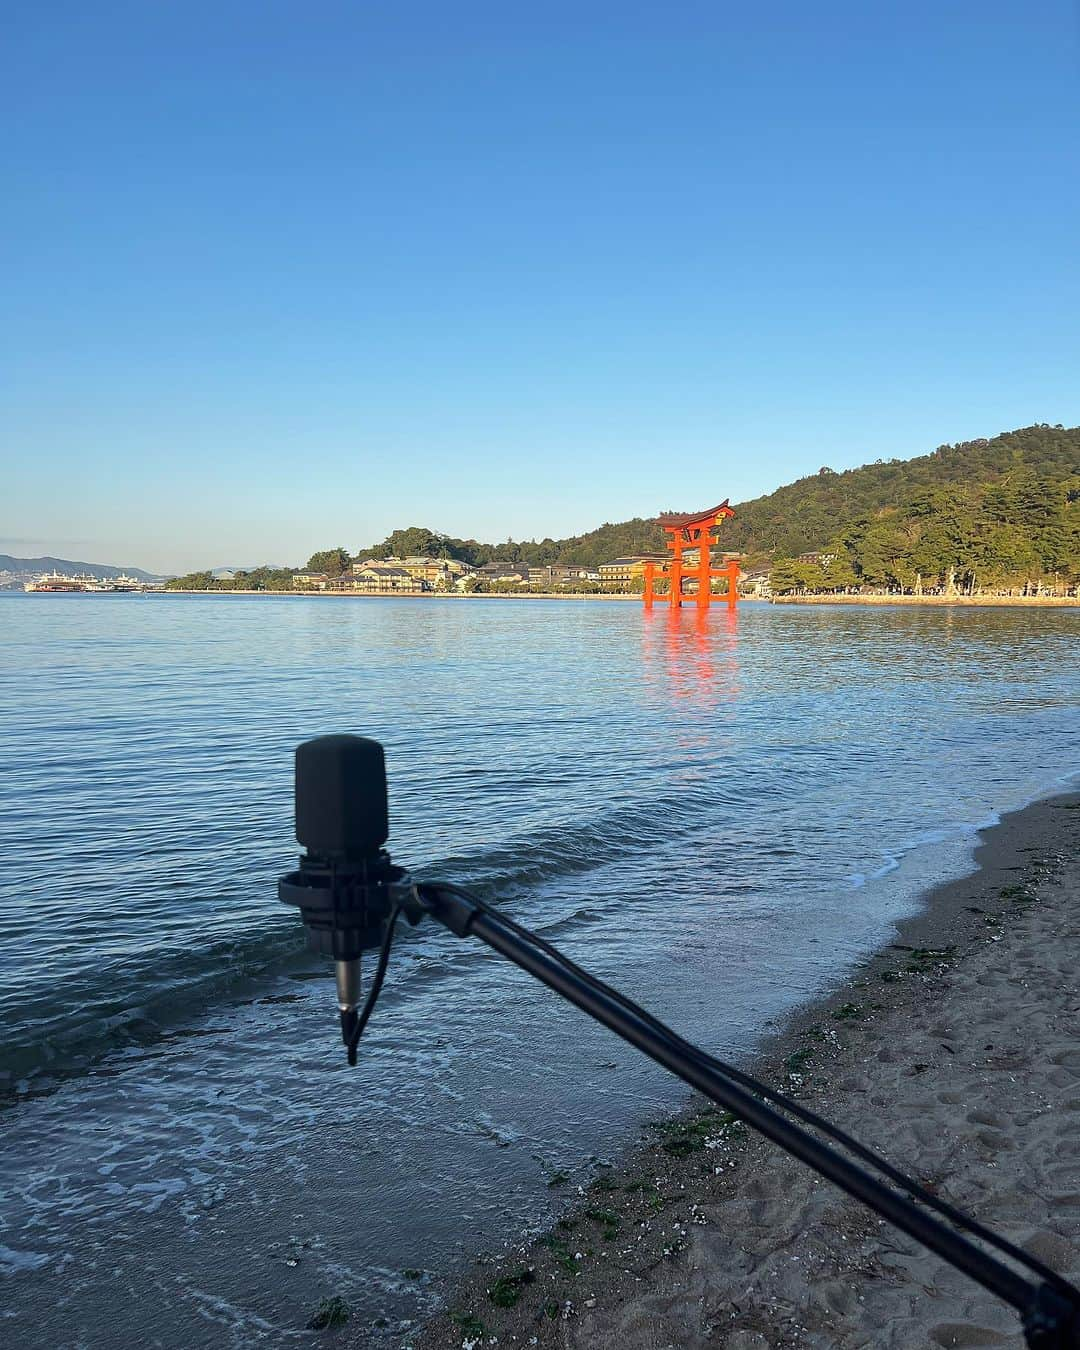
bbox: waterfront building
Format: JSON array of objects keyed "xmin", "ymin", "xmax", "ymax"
[
  {"xmin": 476, "ymin": 563, "xmax": 531, "ymax": 585},
  {"xmin": 526, "ymin": 564, "xmax": 597, "ymax": 587},
  {"xmin": 400, "ymin": 555, "xmax": 475, "ymax": 585},
  {"xmin": 351, "ymin": 564, "xmax": 420, "ymax": 593},
  {"xmin": 597, "ymin": 555, "xmax": 667, "ymax": 586},
  {"xmin": 399, "ymin": 556, "xmax": 442, "ymax": 584},
  {"xmin": 741, "ymin": 569, "xmax": 772, "ymax": 598}
]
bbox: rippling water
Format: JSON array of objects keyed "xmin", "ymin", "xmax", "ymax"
[{"xmin": 1, "ymin": 594, "xmax": 1076, "ymax": 1347}]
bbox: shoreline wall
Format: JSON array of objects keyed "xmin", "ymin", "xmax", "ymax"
[
  {"xmin": 151, "ymin": 590, "xmax": 1079, "ymax": 606},
  {"xmin": 151, "ymin": 589, "xmax": 642, "ymax": 600},
  {"xmin": 772, "ymin": 592, "xmax": 1078, "ymax": 607}
]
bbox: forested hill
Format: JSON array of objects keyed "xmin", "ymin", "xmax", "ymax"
[
  {"xmin": 718, "ymin": 423, "xmax": 1079, "ymax": 560},
  {"xmin": 358, "ymin": 424, "xmax": 1079, "ymax": 570}
]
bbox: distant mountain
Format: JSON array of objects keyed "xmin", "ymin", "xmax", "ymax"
[{"xmin": 0, "ymin": 555, "xmax": 161, "ymax": 581}]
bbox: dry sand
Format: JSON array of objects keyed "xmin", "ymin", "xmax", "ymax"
[{"xmin": 404, "ymin": 793, "xmax": 1079, "ymax": 1350}]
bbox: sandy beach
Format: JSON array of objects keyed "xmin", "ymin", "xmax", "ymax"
[{"xmin": 402, "ymin": 792, "xmax": 1079, "ymax": 1350}]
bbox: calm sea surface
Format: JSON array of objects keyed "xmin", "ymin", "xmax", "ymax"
[{"xmin": 1, "ymin": 594, "xmax": 1077, "ymax": 1347}]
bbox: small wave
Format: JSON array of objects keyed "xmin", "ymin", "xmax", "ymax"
[
  {"xmin": 0, "ymin": 926, "xmax": 307, "ymax": 1096},
  {"xmin": 418, "ymin": 779, "xmax": 746, "ymax": 900},
  {"xmin": 1, "ymin": 785, "xmax": 748, "ymax": 1094},
  {"xmin": 846, "ymin": 776, "xmax": 1076, "ymax": 894}
]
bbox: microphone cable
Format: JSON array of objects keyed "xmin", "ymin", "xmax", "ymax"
[{"xmin": 345, "ymin": 902, "xmax": 403, "ymax": 1066}]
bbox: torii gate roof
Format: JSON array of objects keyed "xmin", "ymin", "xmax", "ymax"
[{"xmin": 656, "ymin": 501, "xmax": 734, "ymax": 528}]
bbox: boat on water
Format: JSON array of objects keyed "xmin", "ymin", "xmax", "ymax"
[
  {"xmin": 92, "ymin": 573, "xmax": 144, "ymax": 592},
  {"xmin": 24, "ymin": 570, "xmax": 147, "ymax": 593}
]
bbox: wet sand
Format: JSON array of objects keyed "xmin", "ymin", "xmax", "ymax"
[{"xmin": 404, "ymin": 792, "xmax": 1079, "ymax": 1349}]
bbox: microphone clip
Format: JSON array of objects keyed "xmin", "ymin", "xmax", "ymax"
[{"xmin": 279, "ymin": 850, "xmax": 423, "ymax": 961}]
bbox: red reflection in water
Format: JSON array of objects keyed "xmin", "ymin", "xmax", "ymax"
[{"xmin": 641, "ymin": 604, "xmax": 742, "ymax": 711}]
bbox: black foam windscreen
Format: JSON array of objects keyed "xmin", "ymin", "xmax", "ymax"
[{"xmin": 294, "ymin": 735, "xmax": 389, "ymax": 857}]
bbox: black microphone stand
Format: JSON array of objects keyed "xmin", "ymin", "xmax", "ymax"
[{"xmin": 278, "ymin": 735, "xmax": 1079, "ymax": 1349}]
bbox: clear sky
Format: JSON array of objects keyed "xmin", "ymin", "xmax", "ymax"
[{"xmin": 3, "ymin": 1, "xmax": 1078, "ymax": 572}]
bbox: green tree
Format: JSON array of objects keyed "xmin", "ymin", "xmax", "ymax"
[
  {"xmin": 306, "ymin": 547, "xmax": 352, "ymax": 578},
  {"xmin": 820, "ymin": 547, "xmax": 858, "ymax": 591},
  {"xmin": 165, "ymin": 570, "xmax": 214, "ymax": 590},
  {"xmin": 769, "ymin": 559, "xmax": 810, "ymax": 594}
]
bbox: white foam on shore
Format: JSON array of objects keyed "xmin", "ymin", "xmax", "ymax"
[{"xmin": 848, "ymin": 767, "xmax": 1080, "ymax": 900}]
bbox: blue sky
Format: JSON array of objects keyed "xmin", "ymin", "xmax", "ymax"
[{"xmin": 3, "ymin": 1, "xmax": 1078, "ymax": 572}]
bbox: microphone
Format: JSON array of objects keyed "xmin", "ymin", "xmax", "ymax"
[
  {"xmin": 279, "ymin": 735, "xmax": 416, "ymax": 1050},
  {"xmin": 294, "ymin": 734, "xmax": 389, "ymax": 860}
]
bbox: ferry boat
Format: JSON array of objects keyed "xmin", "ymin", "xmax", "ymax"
[
  {"xmin": 24, "ymin": 571, "xmax": 87, "ymax": 592},
  {"xmin": 93, "ymin": 573, "xmax": 143, "ymax": 592},
  {"xmin": 24, "ymin": 571, "xmax": 147, "ymax": 593}
]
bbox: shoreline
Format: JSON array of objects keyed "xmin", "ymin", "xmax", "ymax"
[
  {"xmin": 149, "ymin": 589, "xmax": 642, "ymax": 600},
  {"xmin": 16, "ymin": 590, "xmax": 1071, "ymax": 607},
  {"xmin": 772, "ymin": 594, "xmax": 1079, "ymax": 607},
  {"xmin": 144, "ymin": 591, "xmax": 1074, "ymax": 607},
  {"xmin": 403, "ymin": 791, "xmax": 1080, "ymax": 1349}
]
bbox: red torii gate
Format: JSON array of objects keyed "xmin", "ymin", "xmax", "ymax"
[{"xmin": 643, "ymin": 501, "xmax": 741, "ymax": 610}]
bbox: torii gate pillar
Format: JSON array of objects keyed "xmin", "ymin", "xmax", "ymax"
[{"xmin": 643, "ymin": 502, "xmax": 740, "ymax": 610}]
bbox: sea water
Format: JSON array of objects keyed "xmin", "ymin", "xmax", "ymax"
[{"xmin": 0, "ymin": 594, "xmax": 1076, "ymax": 1347}]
